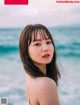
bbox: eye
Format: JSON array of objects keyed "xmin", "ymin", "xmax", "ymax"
[
  {"xmin": 34, "ymin": 43, "xmax": 41, "ymax": 46},
  {"xmin": 46, "ymin": 41, "xmax": 52, "ymax": 45}
]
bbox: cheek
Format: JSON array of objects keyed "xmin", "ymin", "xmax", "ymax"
[
  {"xmin": 50, "ymin": 45, "xmax": 54, "ymax": 54},
  {"xmin": 28, "ymin": 47, "xmax": 40, "ymax": 58},
  {"xmin": 28, "ymin": 47, "xmax": 34, "ymax": 57}
]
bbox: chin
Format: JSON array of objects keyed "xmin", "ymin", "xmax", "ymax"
[{"xmin": 43, "ymin": 60, "xmax": 52, "ymax": 64}]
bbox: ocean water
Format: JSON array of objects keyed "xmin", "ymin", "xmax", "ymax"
[{"xmin": 0, "ymin": 26, "xmax": 80, "ymax": 105}]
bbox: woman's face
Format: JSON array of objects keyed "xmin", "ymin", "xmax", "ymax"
[{"xmin": 28, "ymin": 32, "xmax": 54, "ymax": 67}]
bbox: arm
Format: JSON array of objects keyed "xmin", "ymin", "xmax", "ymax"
[{"xmin": 37, "ymin": 77, "xmax": 59, "ymax": 105}]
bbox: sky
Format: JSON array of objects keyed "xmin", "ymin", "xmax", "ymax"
[{"xmin": 0, "ymin": 0, "xmax": 80, "ymax": 28}]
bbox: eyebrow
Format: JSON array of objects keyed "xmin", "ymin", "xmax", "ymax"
[{"xmin": 33, "ymin": 38, "xmax": 51, "ymax": 42}]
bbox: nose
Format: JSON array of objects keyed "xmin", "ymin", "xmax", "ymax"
[{"xmin": 42, "ymin": 44, "xmax": 49, "ymax": 52}]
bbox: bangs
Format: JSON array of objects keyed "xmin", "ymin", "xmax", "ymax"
[
  {"xmin": 27, "ymin": 25, "xmax": 53, "ymax": 46},
  {"xmin": 33, "ymin": 29, "xmax": 51, "ymax": 41},
  {"xmin": 31, "ymin": 29, "xmax": 52, "ymax": 43}
]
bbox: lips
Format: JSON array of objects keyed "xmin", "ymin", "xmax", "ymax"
[{"xmin": 42, "ymin": 54, "xmax": 50, "ymax": 58}]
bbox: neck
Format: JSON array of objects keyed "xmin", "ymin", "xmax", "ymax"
[
  {"xmin": 39, "ymin": 64, "xmax": 46, "ymax": 75},
  {"xmin": 34, "ymin": 63, "xmax": 46, "ymax": 75}
]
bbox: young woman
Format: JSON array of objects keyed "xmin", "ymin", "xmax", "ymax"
[{"xmin": 19, "ymin": 24, "xmax": 61, "ymax": 105}]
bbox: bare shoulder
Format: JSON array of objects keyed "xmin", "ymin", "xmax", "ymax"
[
  {"xmin": 36, "ymin": 77, "xmax": 59, "ymax": 105},
  {"xmin": 37, "ymin": 77, "xmax": 57, "ymax": 89}
]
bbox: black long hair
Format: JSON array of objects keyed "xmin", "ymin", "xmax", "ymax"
[{"xmin": 19, "ymin": 24, "xmax": 61, "ymax": 85}]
